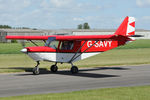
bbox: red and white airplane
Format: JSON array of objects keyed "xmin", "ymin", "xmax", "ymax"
[{"xmin": 6, "ymin": 16, "xmax": 135, "ymax": 75}]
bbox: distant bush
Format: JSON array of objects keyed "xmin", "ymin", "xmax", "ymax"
[
  {"xmin": 11, "ymin": 40, "xmax": 18, "ymax": 43},
  {"xmin": 0, "ymin": 25, "xmax": 11, "ymax": 29}
]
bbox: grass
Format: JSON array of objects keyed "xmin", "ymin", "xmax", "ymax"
[
  {"xmin": 0, "ymin": 43, "xmax": 22, "ymax": 54},
  {"xmin": 0, "ymin": 42, "xmax": 44, "ymax": 54},
  {"xmin": 0, "ymin": 85, "xmax": 150, "ymax": 100},
  {"xmin": 116, "ymin": 39, "xmax": 150, "ymax": 49},
  {"xmin": 76, "ymin": 48, "xmax": 150, "ymax": 67},
  {"xmin": 0, "ymin": 48, "xmax": 150, "ymax": 73}
]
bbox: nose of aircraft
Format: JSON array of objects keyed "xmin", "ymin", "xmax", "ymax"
[{"xmin": 21, "ymin": 48, "xmax": 27, "ymax": 53}]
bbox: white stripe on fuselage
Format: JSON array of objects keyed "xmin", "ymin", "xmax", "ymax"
[{"xmin": 27, "ymin": 52, "xmax": 101, "ymax": 63}]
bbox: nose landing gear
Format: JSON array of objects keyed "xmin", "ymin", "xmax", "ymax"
[{"xmin": 33, "ymin": 61, "xmax": 40, "ymax": 75}]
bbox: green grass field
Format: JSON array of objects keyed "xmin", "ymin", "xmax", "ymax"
[
  {"xmin": 0, "ymin": 42, "xmax": 44, "ymax": 54},
  {"xmin": 0, "ymin": 85, "xmax": 150, "ymax": 100},
  {"xmin": 116, "ymin": 39, "xmax": 150, "ymax": 49},
  {"xmin": 0, "ymin": 48, "xmax": 150, "ymax": 73},
  {"xmin": 0, "ymin": 39, "xmax": 150, "ymax": 73}
]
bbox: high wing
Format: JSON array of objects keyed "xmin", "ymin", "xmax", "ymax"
[
  {"xmin": 6, "ymin": 34, "xmax": 129, "ymax": 41},
  {"xmin": 6, "ymin": 35, "xmax": 50, "ymax": 40},
  {"xmin": 54, "ymin": 35, "xmax": 117, "ymax": 40}
]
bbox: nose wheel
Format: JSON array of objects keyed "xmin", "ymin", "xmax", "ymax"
[{"xmin": 33, "ymin": 61, "xmax": 40, "ymax": 75}]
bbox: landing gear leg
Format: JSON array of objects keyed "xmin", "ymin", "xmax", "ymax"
[
  {"xmin": 70, "ymin": 63, "xmax": 78, "ymax": 74},
  {"xmin": 50, "ymin": 62, "xmax": 58, "ymax": 72},
  {"xmin": 33, "ymin": 61, "xmax": 40, "ymax": 75}
]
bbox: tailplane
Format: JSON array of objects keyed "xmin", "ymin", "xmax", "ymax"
[{"xmin": 114, "ymin": 16, "xmax": 135, "ymax": 36}]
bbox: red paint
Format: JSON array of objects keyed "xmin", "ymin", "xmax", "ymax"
[
  {"xmin": 114, "ymin": 16, "xmax": 128, "ymax": 36},
  {"xmin": 55, "ymin": 35, "xmax": 115, "ymax": 40},
  {"xmin": 6, "ymin": 35, "xmax": 115, "ymax": 41},
  {"xmin": 6, "ymin": 36, "xmax": 50, "ymax": 40},
  {"xmin": 128, "ymin": 31, "xmax": 135, "ymax": 36},
  {"xmin": 130, "ymin": 22, "xmax": 135, "ymax": 27},
  {"xmin": 81, "ymin": 40, "xmax": 117, "ymax": 52},
  {"xmin": 26, "ymin": 46, "xmax": 56, "ymax": 52}
]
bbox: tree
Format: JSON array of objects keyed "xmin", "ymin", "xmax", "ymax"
[
  {"xmin": 77, "ymin": 22, "xmax": 90, "ymax": 29},
  {"xmin": 77, "ymin": 24, "xmax": 83, "ymax": 29},
  {"xmin": 83, "ymin": 22, "xmax": 90, "ymax": 29}
]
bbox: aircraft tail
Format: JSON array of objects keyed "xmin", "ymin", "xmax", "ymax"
[{"xmin": 114, "ymin": 16, "xmax": 135, "ymax": 36}]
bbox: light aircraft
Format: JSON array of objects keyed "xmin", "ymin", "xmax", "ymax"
[{"xmin": 6, "ymin": 16, "xmax": 136, "ymax": 75}]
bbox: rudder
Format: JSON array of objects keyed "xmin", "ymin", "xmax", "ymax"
[{"xmin": 114, "ymin": 16, "xmax": 135, "ymax": 36}]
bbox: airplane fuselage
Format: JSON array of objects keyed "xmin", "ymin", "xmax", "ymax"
[{"xmin": 22, "ymin": 39, "xmax": 127, "ymax": 63}]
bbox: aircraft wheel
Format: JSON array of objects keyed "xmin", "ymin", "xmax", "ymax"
[
  {"xmin": 71, "ymin": 66, "xmax": 78, "ymax": 74},
  {"xmin": 51, "ymin": 65, "xmax": 58, "ymax": 72},
  {"xmin": 33, "ymin": 67, "xmax": 40, "ymax": 75}
]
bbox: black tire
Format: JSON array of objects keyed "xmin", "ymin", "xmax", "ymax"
[
  {"xmin": 51, "ymin": 65, "xmax": 58, "ymax": 72},
  {"xmin": 71, "ymin": 66, "xmax": 78, "ymax": 74},
  {"xmin": 33, "ymin": 67, "xmax": 40, "ymax": 75}
]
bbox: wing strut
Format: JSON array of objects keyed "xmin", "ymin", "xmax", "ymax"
[
  {"xmin": 69, "ymin": 41, "xmax": 87, "ymax": 63},
  {"xmin": 29, "ymin": 40, "xmax": 38, "ymax": 46},
  {"xmin": 69, "ymin": 41, "xmax": 98, "ymax": 63}
]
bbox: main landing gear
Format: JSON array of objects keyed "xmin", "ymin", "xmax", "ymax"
[
  {"xmin": 50, "ymin": 63, "xmax": 79, "ymax": 74},
  {"xmin": 32, "ymin": 61, "xmax": 79, "ymax": 75},
  {"xmin": 50, "ymin": 63, "xmax": 58, "ymax": 72},
  {"xmin": 70, "ymin": 63, "xmax": 78, "ymax": 74}
]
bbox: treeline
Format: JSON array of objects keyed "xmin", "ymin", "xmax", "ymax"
[
  {"xmin": 0, "ymin": 23, "xmax": 91, "ymax": 29},
  {"xmin": 0, "ymin": 25, "xmax": 37, "ymax": 30},
  {"xmin": 0, "ymin": 25, "xmax": 12, "ymax": 29},
  {"xmin": 77, "ymin": 22, "xmax": 90, "ymax": 29}
]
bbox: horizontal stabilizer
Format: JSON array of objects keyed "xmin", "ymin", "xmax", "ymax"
[{"xmin": 130, "ymin": 35, "xmax": 144, "ymax": 37}]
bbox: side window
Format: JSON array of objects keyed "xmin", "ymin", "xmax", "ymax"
[
  {"xmin": 49, "ymin": 41, "xmax": 59, "ymax": 49},
  {"xmin": 61, "ymin": 41, "xmax": 74, "ymax": 50}
]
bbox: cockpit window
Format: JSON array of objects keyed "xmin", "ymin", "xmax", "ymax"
[
  {"xmin": 61, "ymin": 41, "xmax": 74, "ymax": 50},
  {"xmin": 45, "ymin": 37, "xmax": 58, "ymax": 49},
  {"xmin": 49, "ymin": 41, "xmax": 59, "ymax": 49}
]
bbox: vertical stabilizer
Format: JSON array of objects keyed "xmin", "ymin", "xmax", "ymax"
[{"xmin": 114, "ymin": 16, "xmax": 135, "ymax": 36}]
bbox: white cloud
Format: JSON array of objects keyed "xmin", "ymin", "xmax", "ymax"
[
  {"xmin": 50, "ymin": 0, "xmax": 73, "ymax": 7},
  {"xmin": 142, "ymin": 16, "xmax": 150, "ymax": 20},
  {"xmin": 73, "ymin": 17, "xmax": 84, "ymax": 21},
  {"xmin": 136, "ymin": 0, "xmax": 150, "ymax": 7},
  {"xmin": 135, "ymin": 16, "xmax": 150, "ymax": 30},
  {"xmin": 140, "ymin": 16, "xmax": 150, "ymax": 23},
  {"xmin": 0, "ymin": 0, "xmax": 31, "ymax": 13}
]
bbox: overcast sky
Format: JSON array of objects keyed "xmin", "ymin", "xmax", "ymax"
[{"xmin": 0, "ymin": 0, "xmax": 150, "ymax": 30}]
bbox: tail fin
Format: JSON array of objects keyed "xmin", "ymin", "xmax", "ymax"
[{"xmin": 114, "ymin": 16, "xmax": 135, "ymax": 36}]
